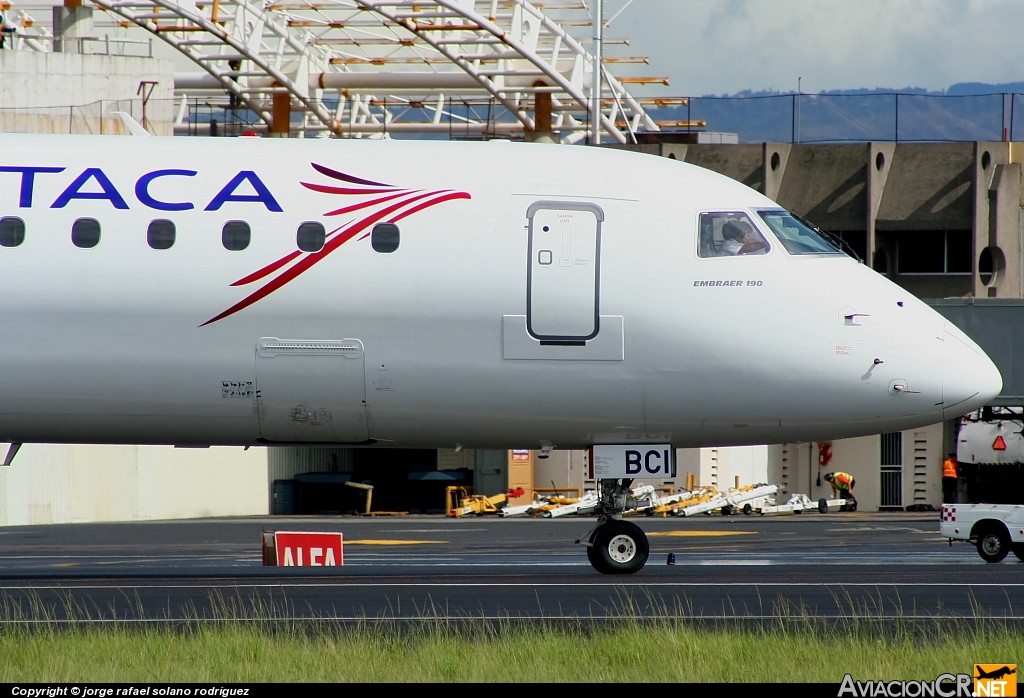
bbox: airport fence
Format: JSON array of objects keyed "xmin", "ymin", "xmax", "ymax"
[
  {"xmin": 0, "ymin": 99, "xmax": 143, "ymax": 135},
  {"xmin": 669, "ymin": 92, "xmax": 1024, "ymax": 144},
  {"xmin": 5, "ymin": 92, "xmax": 1024, "ymax": 143}
]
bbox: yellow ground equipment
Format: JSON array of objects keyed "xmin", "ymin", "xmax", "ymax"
[
  {"xmin": 641, "ymin": 486, "xmax": 719, "ymax": 517},
  {"xmin": 447, "ymin": 487, "xmax": 526, "ymax": 517},
  {"xmin": 532, "ymin": 493, "xmax": 598, "ymax": 518},
  {"xmin": 345, "ymin": 481, "xmax": 374, "ymax": 514},
  {"xmin": 669, "ymin": 483, "xmax": 779, "ymax": 517}
]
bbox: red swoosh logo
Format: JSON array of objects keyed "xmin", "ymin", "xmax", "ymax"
[{"xmin": 202, "ymin": 164, "xmax": 471, "ymax": 326}]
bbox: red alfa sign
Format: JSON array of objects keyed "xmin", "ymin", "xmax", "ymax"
[{"xmin": 274, "ymin": 531, "xmax": 344, "ymax": 567}]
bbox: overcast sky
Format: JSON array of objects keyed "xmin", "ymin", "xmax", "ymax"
[
  {"xmin": 19, "ymin": 0, "xmax": 1024, "ymax": 97},
  {"xmin": 606, "ymin": 0, "xmax": 1024, "ymax": 96}
]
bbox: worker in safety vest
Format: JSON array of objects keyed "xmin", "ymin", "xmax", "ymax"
[
  {"xmin": 823, "ymin": 472, "xmax": 856, "ymax": 510},
  {"xmin": 942, "ymin": 453, "xmax": 958, "ymax": 504},
  {"xmin": 0, "ymin": 13, "xmax": 18, "ymax": 49}
]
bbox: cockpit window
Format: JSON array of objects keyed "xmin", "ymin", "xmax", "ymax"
[
  {"xmin": 698, "ymin": 212, "xmax": 769, "ymax": 258},
  {"xmin": 756, "ymin": 209, "xmax": 844, "ymax": 255}
]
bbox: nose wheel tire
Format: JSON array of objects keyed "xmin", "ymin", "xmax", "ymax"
[{"xmin": 587, "ymin": 520, "xmax": 650, "ymax": 574}]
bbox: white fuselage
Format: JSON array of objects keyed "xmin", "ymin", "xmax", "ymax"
[{"xmin": 0, "ymin": 135, "xmax": 1002, "ymax": 449}]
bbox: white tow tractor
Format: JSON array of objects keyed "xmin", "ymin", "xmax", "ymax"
[
  {"xmin": 669, "ymin": 483, "xmax": 779, "ymax": 517},
  {"xmin": 753, "ymin": 493, "xmax": 846, "ymax": 515}
]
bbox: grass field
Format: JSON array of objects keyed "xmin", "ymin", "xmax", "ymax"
[{"xmin": 0, "ymin": 593, "xmax": 1019, "ymax": 683}]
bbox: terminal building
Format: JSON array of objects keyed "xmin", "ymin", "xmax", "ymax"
[{"xmin": 0, "ymin": 0, "xmax": 1018, "ymax": 523}]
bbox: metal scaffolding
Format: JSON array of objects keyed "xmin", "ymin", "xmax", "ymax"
[{"xmin": 70, "ymin": 0, "xmax": 671, "ymax": 141}]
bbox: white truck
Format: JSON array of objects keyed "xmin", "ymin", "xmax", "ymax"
[
  {"xmin": 939, "ymin": 407, "xmax": 1024, "ymax": 562},
  {"xmin": 940, "ymin": 503, "xmax": 1024, "ymax": 562}
]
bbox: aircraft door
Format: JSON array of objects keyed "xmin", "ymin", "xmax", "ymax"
[
  {"xmin": 526, "ymin": 201, "xmax": 604, "ymax": 341},
  {"xmin": 255, "ymin": 337, "xmax": 369, "ymax": 443}
]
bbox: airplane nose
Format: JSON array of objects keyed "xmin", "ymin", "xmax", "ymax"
[{"xmin": 942, "ymin": 323, "xmax": 1002, "ymax": 419}]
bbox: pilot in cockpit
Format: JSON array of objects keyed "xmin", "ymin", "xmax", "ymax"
[{"xmin": 721, "ymin": 219, "xmax": 766, "ymax": 255}]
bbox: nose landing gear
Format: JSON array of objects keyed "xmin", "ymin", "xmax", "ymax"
[
  {"xmin": 579, "ymin": 478, "xmax": 651, "ymax": 574},
  {"xmin": 586, "ymin": 518, "xmax": 650, "ymax": 574}
]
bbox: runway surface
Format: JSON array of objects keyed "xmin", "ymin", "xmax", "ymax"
[{"xmin": 0, "ymin": 511, "xmax": 1019, "ymax": 626}]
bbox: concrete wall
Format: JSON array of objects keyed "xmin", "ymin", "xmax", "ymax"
[
  {"xmin": 0, "ymin": 444, "xmax": 267, "ymax": 526},
  {"xmin": 976, "ymin": 142, "xmax": 1024, "ymax": 299},
  {"xmin": 534, "ymin": 449, "xmax": 585, "ymax": 497},
  {"xmin": 699, "ymin": 445, "xmax": 769, "ymax": 490},
  {"xmin": 0, "ymin": 51, "xmax": 175, "ymax": 134}
]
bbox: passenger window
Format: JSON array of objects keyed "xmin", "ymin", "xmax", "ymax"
[
  {"xmin": 297, "ymin": 221, "xmax": 325, "ymax": 252},
  {"xmin": 698, "ymin": 212, "xmax": 768, "ymax": 257},
  {"xmin": 0, "ymin": 217, "xmax": 25, "ymax": 247},
  {"xmin": 222, "ymin": 220, "xmax": 250, "ymax": 251},
  {"xmin": 72, "ymin": 218, "xmax": 101, "ymax": 249},
  {"xmin": 147, "ymin": 219, "xmax": 175, "ymax": 250},
  {"xmin": 371, "ymin": 222, "xmax": 399, "ymax": 253}
]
